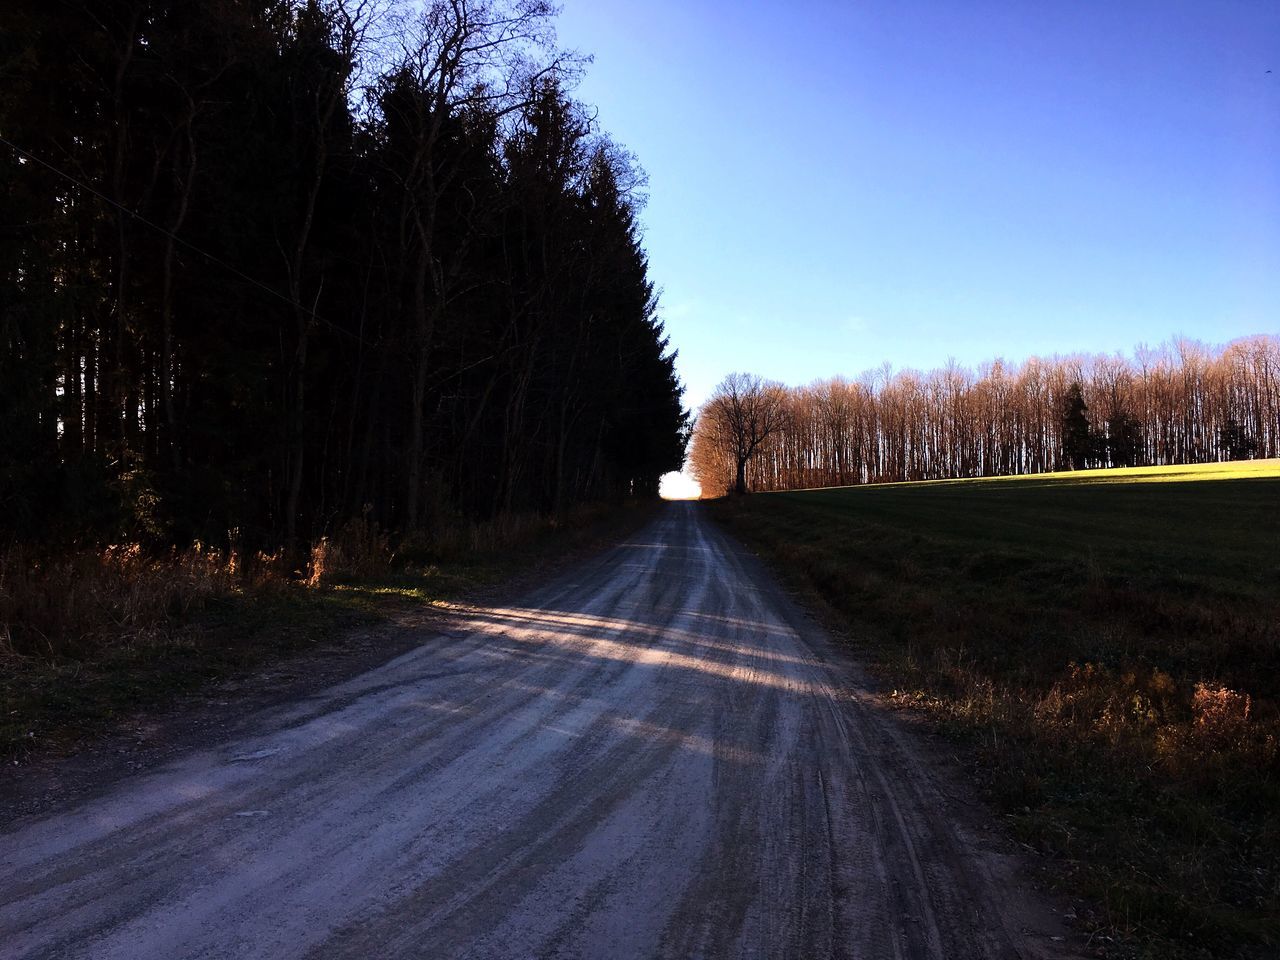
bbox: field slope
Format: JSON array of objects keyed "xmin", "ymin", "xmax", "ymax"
[{"xmin": 710, "ymin": 459, "xmax": 1280, "ymax": 958}]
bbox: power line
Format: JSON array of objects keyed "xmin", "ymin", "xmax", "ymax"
[{"xmin": 0, "ymin": 133, "xmax": 369, "ymax": 344}]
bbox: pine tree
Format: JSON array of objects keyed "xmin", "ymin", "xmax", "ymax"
[{"xmin": 1062, "ymin": 382, "xmax": 1093, "ymax": 470}]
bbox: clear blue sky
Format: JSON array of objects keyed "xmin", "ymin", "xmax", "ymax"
[{"xmin": 555, "ymin": 0, "xmax": 1280, "ymax": 422}]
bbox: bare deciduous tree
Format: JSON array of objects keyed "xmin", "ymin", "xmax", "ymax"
[
  {"xmin": 702, "ymin": 372, "xmax": 789, "ymax": 495},
  {"xmin": 690, "ymin": 337, "xmax": 1280, "ymax": 496}
]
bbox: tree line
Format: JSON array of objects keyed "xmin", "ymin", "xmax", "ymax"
[
  {"xmin": 1, "ymin": 0, "xmax": 687, "ymax": 552},
  {"xmin": 690, "ymin": 336, "xmax": 1279, "ymax": 497}
]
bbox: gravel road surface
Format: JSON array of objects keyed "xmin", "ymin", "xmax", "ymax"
[{"xmin": 0, "ymin": 503, "xmax": 1072, "ymax": 959}]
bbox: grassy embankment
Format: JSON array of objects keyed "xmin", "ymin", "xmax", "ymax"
[
  {"xmin": 710, "ymin": 460, "xmax": 1280, "ymax": 959},
  {"xmin": 1, "ymin": 502, "xmax": 654, "ymax": 760}
]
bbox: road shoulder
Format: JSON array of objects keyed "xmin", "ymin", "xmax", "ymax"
[
  {"xmin": 0, "ymin": 504, "xmax": 660, "ymax": 827},
  {"xmin": 702, "ymin": 507, "xmax": 1088, "ymax": 958}
]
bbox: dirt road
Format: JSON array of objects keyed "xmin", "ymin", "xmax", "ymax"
[{"xmin": 0, "ymin": 503, "xmax": 1072, "ymax": 959}]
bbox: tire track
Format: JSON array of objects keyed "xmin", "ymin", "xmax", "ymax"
[{"xmin": 0, "ymin": 504, "xmax": 1075, "ymax": 959}]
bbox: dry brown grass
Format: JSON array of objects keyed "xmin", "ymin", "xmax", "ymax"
[
  {"xmin": 2, "ymin": 500, "xmax": 657, "ymax": 760},
  {"xmin": 0, "ymin": 539, "xmax": 381, "ymax": 760},
  {"xmin": 307, "ymin": 509, "xmax": 392, "ymax": 587},
  {"xmin": 3, "ymin": 502, "xmax": 626, "ymax": 666},
  {"xmin": 0, "ymin": 543, "xmax": 240, "ymax": 663}
]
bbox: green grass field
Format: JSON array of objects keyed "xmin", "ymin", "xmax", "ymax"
[{"xmin": 710, "ymin": 460, "xmax": 1280, "ymax": 959}]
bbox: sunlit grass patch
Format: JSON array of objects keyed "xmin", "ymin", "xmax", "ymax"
[
  {"xmin": 711, "ymin": 461, "xmax": 1280, "ymax": 958},
  {"xmin": 786, "ymin": 456, "xmax": 1280, "ymax": 492}
]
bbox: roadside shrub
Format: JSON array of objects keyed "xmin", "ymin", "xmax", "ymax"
[
  {"xmin": 307, "ymin": 508, "xmax": 391, "ymax": 587},
  {"xmin": 0, "ymin": 542, "xmax": 236, "ymax": 662},
  {"xmin": 1156, "ymin": 684, "xmax": 1280, "ymax": 786},
  {"xmin": 1192, "ymin": 683, "xmax": 1253, "ymax": 744}
]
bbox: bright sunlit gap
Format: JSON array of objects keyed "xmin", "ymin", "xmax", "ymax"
[{"xmin": 659, "ymin": 471, "xmax": 702, "ymax": 500}]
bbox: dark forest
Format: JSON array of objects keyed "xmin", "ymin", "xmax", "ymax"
[{"xmin": 0, "ymin": 0, "xmax": 688, "ymax": 554}]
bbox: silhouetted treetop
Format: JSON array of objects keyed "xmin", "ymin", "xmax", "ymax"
[{"xmin": 0, "ymin": 0, "xmax": 687, "ymax": 549}]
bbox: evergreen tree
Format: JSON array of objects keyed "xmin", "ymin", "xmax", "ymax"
[
  {"xmin": 1106, "ymin": 411, "xmax": 1143, "ymax": 467},
  {"xmin": 1218, "ymin": 419, "xmax": 1259, "ymax": 461},
  {"xmin": 1061, "ymin": 382, "xmax": 1092, "ymax": 470},
  {"xmin": 0, "ymin": 1, "xmax": 687, "ymax": 551}
]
